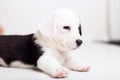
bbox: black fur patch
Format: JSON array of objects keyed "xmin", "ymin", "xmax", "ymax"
[
  {"xmin": 78, "ymin": 24, "xmax": 82, "ymax": 35},
  {"xmin": 0, "ymin": 34, "xmax": 44, "ymax": 66}
]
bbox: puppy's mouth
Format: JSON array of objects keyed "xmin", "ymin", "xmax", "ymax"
[
  {"xmin": 72, "ymin": 46, "xmax": 80, "ymax": 50},
  {"xmin": 60, "ymin": 41, "xmax": 82, "ymax": 51},
  {"xmin": 72, "ymin": 48, "xmax": 77, "ymax": 50},
  {"xmin": 72, "ymin": 43, "xmax": 82, "ymax": 50},
  {"xmin": 68, "ymin": 44, "xmax": 79, "ymax": 50}
]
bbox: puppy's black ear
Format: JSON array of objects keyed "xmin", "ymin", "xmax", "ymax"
[{"xmin": 78, "ymin": 24, "xmax": 82, "ymax": 35}]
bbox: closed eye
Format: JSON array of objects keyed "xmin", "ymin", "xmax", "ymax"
[{"xmin": 63, "ymin": 26, "xmax": 70, "ymax": 30}]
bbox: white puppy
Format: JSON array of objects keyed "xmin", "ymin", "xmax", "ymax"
[
  {"xmin": 36, "ymin": 9, "xmax": 89, "ymax": 78},
  {"xmin": 0, "ymin": 9, "xmax": 89, "ymax": 78}
]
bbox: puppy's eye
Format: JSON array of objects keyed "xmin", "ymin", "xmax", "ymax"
[{"xmin": 63, "ymin": 26, "xmax": 70, "ymax": 30}]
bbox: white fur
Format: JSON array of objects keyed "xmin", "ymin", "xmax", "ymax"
[
  {"xmin": 37, "ymin": 9, "xmax": 82, "ymax": 51},
  {"xmin": 37, "ymin": 52, "xmax": 70, "ymax": 77},
  {"xmin": 34, "ymin": 9, "xmax": 89, "ymax": 78},
  {"xmin": 0, "ymin": 57, "xmax": 8, "ymax": 67},
  {"xmin": 10, "ymin": 61, "xmax": 34, "ymax": 68}
]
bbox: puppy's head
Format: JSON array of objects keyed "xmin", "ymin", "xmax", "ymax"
[{"xmin": 38, "ymin": 9, "xmax": 82, "ymax": 51}]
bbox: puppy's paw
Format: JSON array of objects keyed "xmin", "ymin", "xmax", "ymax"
[
  {"xmin": 52, "ymin": 67, "xmax": 70, "ymax": 78},
  {"xmin": 71, "ymin": 64, "xmax": 90, "ymax": 72}
]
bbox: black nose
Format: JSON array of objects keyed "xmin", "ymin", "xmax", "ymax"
[{"xmin": 76, "ymin": 39, "xmax": 82, "ymax": 47}]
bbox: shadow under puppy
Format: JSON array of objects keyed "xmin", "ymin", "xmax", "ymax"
[{"xmin": 0, "ymin": 9, "xmax": 89, "ymax": 78}]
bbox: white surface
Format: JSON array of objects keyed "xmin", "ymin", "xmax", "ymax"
[{"xmin": 0, "ymin": 42, "xmax": 120, "ymax": 80}]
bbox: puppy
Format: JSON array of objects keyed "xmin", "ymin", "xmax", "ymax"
[{"xmin": 0, "ymin": 9, "xmax": 89, "ymax": 78}]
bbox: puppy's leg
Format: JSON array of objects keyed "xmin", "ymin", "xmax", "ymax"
[
  {"xmin": 0, "ymin": 57, "xmax": 8, "ymax": 67},
  {"xmin": 37, "ymin": 53, "xmax": 70, "ymax": 78},
  {"xmin": 64, "ymin": 56, "xmax": 89, "ymax": 72}
]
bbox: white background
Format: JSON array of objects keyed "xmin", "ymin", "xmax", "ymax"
[
  {"xmin": 0, "ymin": 0, "xmax": 108, "ymax": 41},
  {"xmin": 108, "ymin": 0, "xmax": 120, "ymax": 41}
]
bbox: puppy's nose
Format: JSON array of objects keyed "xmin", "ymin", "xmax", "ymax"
[{"xmin": 76, "ymin": 39, "xmax": 82, "ymax": 47}]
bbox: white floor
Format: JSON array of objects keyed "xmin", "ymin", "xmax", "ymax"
[{"xmin": 0, "ymin": 41, "xmax": 120, "ymax": 80}]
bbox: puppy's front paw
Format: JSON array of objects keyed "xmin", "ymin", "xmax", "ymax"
[
  {"xmin": 52, "ymin": 67, "xmax": 70, "ymax": 78},
  {"xmin": 71, "ymin": 64, "xmax": 90, "ymax": 72}
]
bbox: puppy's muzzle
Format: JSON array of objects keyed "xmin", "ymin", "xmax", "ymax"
[{"xmin": 76, "ymin": 39, "xmax": 82, "ymax": 47}]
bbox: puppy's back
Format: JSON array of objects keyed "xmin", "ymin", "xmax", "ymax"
[{"xmin": 0, "ymin": 34, "xmax": 43, "ymax": 66}]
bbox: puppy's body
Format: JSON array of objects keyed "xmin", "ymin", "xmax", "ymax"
[
  {"xmin": 0, "ymin": 9, "xmax": 89, "ymax": 78},
  {"xmin": 0, "ymin": 34, "xmax": 43, "ymax": 67},
  {"xmin": 0, "ymin": 32, "xmax": 74, "ymax": 77}
]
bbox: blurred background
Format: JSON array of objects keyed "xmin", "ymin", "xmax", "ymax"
[
  {"xmin": 0, "ymin": 0, "xmax": 120, "ymax": 80},
  {"xmin": 0, "ymin": 0, "xmax": 120, "ymax": 42}
]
